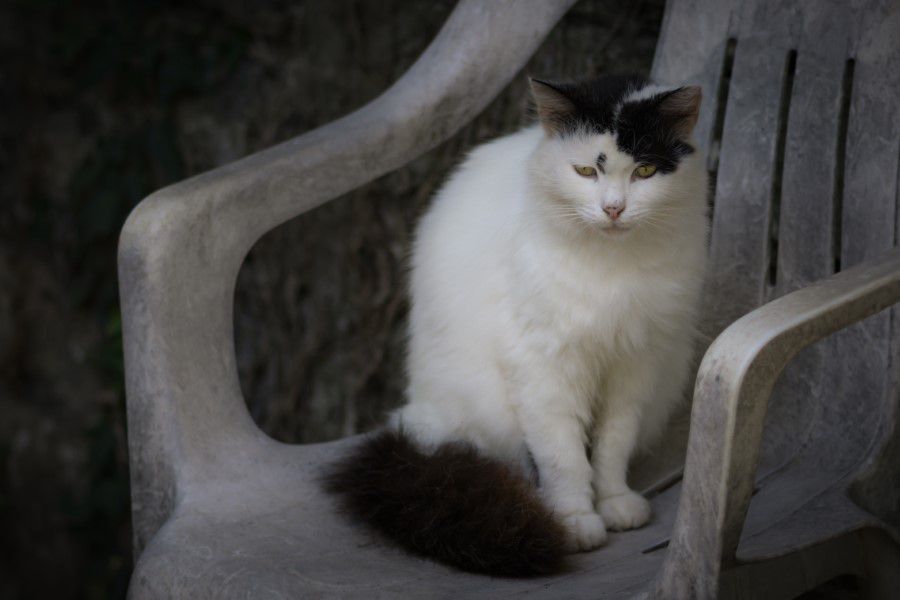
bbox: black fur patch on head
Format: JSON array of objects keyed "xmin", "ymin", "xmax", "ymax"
[
  {"xmin": 530, "ymin": 75, "xmax": 702, "ymax": 174},
  {"xmin": 615, "ymin": 88, "xmax": 700, "ymax": 174},
  {"xmin": 531, "ymin": 74, "xmax": 645, "ymax": 134},
  {"xmin": 323, "ymin": 430, "xmax": 568, "ymax": 577}
]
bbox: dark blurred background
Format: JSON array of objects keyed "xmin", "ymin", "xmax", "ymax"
[{"xmin": 0, "ymin": 1, "xmax": 858, "ymax": 599}]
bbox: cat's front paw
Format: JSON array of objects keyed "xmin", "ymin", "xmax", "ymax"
[
  {"xmin": 561, "ymin": 512, "xmax": 608, "ymax": 552},
  {"xmin": 598, "ymin": 491, "xmax": 651, "ymax": 531}
]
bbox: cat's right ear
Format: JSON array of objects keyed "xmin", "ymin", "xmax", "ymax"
[{"xmin": 530, "ymin": 78, "xmax": 576, "ymax": 135}]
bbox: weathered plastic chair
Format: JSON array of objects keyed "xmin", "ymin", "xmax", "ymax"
[{"xmin": 120, "ymin": 0, "xmax": 900, "ymax": 597}]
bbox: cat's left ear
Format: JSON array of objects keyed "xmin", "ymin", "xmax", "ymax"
[
  {"xmin": 657, "ymin": 86, "xmax": 702, "ymax": 139},
  {"xmin": 530, "ymin": 78, "xmax": 577, "ymax": 135}
]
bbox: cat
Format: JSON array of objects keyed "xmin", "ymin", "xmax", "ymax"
[{"xmin": 325, "ymin": 74, "xmax": 709, "ymax": 576}]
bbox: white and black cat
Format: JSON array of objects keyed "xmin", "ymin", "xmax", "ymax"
[{"xmin": 325, "ymin": 74, "xmax": 708, "ymax": 576}]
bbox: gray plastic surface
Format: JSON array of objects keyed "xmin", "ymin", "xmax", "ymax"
[{"xmin": 120, "ymin": 0, "xmax": 900, "ymax": 597}]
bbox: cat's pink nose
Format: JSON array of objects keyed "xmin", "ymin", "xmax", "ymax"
[{"xmin": 603, "ymin": 206, "xmax": 623, "ymax": 220}]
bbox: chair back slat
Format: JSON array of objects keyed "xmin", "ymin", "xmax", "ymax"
[
  {"xmin": 651, "ymin": 0, "xmax": 739, "ymax": 157},
  {"xmin": 703, "ymin": 0, "xmax": 800, "ymax": 336},
  {"xmin": 775, "ymin": 2, "xmax": 853, "ymax": 295},
  {"xmin": 758, "ymin": 0, "xmax": 855, "ymax": 470},
  {"xmin": 841, "ymin": 0, "xmax": 899, "ymax": 269},
  {"xmin": 802, "ymin": 0, "xmax": 900, "ymax": 477},
  {"xmin": 852, "ymin": 0, "xmax": 900, "ymax": 513}
]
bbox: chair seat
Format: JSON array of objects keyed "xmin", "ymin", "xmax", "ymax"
[
  {"xmin": 128, "ymin": 436, "xmax": 677, "ymax": 599},
  {"xmin": 128, "ymin": 434, "xmax": 898, "ymax": 599}
]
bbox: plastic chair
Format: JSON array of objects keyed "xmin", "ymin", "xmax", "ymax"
[{"xmin": 120, "ymin": 0, "xmax": 900, "ymax": 597}]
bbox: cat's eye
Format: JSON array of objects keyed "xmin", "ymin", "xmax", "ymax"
[
  {"xmin": 633, "ymin": 164, "xmax": 657, "ymax": 179},
  {"xmin": 574, "ymin": 165, "xmax": 597, "ymax": 178}
]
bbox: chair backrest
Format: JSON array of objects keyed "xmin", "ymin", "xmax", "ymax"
[{"xmin": 647, "ymin": 0, "xmax": 899, "ymax": 522}]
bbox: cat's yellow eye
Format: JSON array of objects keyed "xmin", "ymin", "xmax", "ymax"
[
  {"xmin": 574, "ymin": 165, "xmax": 597, "ymax": 178},
  {"xmin": 634, "ymin": 164, "xmax": 657, "ymax": 179}
]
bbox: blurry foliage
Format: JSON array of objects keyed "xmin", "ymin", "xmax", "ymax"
[
  {"xmin": 17, "ymin": 0, "xmax": 251, "ymax": 307},
  {"xmin": 66, "ymin": 122, "xmax": 184, "ymax": 308},
  {"xmin": 3, "ymin": 0, "xmax": 252, "ymax": 598},
  {"xmin": 71, "ymin": 314, "xmax": 129, "ymax": 600}
]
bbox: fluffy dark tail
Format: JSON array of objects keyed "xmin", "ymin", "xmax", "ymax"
[{"xmin": 323, "ymin": 430, "xmax": 567, "ymax": 576}]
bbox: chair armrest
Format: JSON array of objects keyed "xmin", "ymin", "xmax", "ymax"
[
  {"xmin": 650, "ymin": 246, "xmax": 900, "ymax": 600},
  {"xmin": 118, "ymin": 0, "xmax": 578, "ymax": 554}
]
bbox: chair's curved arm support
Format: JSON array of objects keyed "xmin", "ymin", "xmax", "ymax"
[
  {"xmin": 650, "ymin": 246, "xmax": 900, "ymax": 600},
  {"xmin": 118, "ymin": 0, "xmax": 577, "ymax": 554}
]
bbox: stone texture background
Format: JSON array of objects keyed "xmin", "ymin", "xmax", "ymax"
[{"xmin": 3, "ymin": 1, "xmax": 753, "ymax": 598}]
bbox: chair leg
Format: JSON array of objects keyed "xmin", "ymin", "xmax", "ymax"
[{"xmin": 859, "ymin": 528, "xmax": 900, "ymax": 600}]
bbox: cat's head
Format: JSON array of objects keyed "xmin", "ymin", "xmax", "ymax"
[{"xmin": 528, "ymin": 75, "xmax": 705, "ymax": 240}]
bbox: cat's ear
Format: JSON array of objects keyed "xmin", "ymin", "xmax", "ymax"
[
  {"xmin": 530, "ymin": 78, "xmax": 577, "ymax": 135},
  {"xmin": 657, "ymin": 86, "xmax": 702, "ymax": 139}
]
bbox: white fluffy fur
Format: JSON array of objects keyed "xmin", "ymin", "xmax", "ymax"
[{"xmin": 390, "ymin": 116, "xmax": 708, "ymax": 551}]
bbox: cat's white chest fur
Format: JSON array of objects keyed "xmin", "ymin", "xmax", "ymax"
[{"xmin": 510, "ymin": 238, "xmax": 654, "ymax": 358}]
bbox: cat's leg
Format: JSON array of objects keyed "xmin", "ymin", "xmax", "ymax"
[
  {"xmin": 515, "ymin": 365, "xmax": 607, "ymax": 552},
  {"xmin": 592, "ymin": 342, "xmax": 691, "ymax": 530},
  {"xmin": 591, "ymin": 369, "xmax": 654, "ymax": 531}
]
